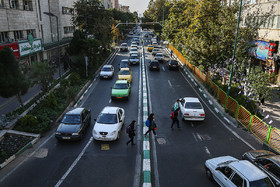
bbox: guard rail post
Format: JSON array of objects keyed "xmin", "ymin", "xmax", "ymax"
[
  {"xmin": 266, "ymin": 126, "xmax": 272, "ymax": 144},
  {"xmin": 248, "ymin": 115, "xmax": 254, "ymax": 132}
]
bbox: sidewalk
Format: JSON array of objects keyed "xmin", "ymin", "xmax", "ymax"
[{"xmin": 259, "ymin": 86, "xmax": 280, "ymax": 129}]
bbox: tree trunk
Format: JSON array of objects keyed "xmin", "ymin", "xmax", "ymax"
[{"xmin": 16, "ymin": 92, "xmax": 24, "ymax": 107}]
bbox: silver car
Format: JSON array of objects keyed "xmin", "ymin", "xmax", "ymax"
[{"xmin": 99, "ymin": 65, "xmax": 114, "ymax": 79}]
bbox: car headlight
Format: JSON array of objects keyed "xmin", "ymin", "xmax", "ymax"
[
  {"xmin": 56, "ymin": 132, "xmax": 61, "ymax": 135},
  {"xmin": 92, "ymin": 130, "xmax": 97, "ymax": 135},
  {"xmin": 111, "ymin": 131, "xmax": 117, "ymax": 135},
  {"xmin": 72, "ymin": 133, "xmax": 79, "ymax": 136}
]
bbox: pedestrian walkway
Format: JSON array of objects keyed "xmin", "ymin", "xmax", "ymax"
[{"xmin": 259, "ymin": 85, "xmax": 280, "ymax": 130}]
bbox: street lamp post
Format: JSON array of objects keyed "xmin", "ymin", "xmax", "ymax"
[
  {"xmin": 227, "ymin": 0, "xmax": 243, "ymax": 96},
  {"xmin": 43, "ymin": 12, "xmax": 61, "ymax": 78}
]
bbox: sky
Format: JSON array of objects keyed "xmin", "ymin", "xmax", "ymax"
[{"xmin": 119, "ymin": 0, "xmax": 150, "ymax": 16}]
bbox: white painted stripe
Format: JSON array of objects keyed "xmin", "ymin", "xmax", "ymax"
[
  {"xmin": 143, "ymin": 159, "xmax": 151, "ymax": 171},
  {"xmin": 143, "ymin": 92, "xmax": 147, "ymax": 97},
  {"xmin": 196, "ymin": 133, "xmax": 202, "ymax": 141},
  {"xmin": 214, "ymin": 108, "xmax": 219, "ymax": 113},
  {"xmin": 109, "ymin": 99, "xmax": 111, "ymax": 103},
  {"xmin": 191, "ymin": 78, "xmax": 194, "ymax": 82},
  {"xmin": 199, "ymin": 88, "xmax": 203, "ymax": 92},
  {"xmin": 55, "ymin": 137, "xmax": 93, "ymax": 187},
  {"xmin": 192, "ymin": 132, "xmax": 198, "ymax": 142},
  {"xmin": 168, "ymin": 80, "xmax": 172, "ymax": 87},
  {"xmin": 143, "ymin": 107, "xmax": 148, "ymax": 111},
  {"xmin": 209, "ymin": 100, "xmax": 213, "ymax": 105},
  {"xmin": 143, "ymin": 141, "xmax": 150, "ymax": 150},
  {"xmin": 162, "ymin": 66, "xmax": 165, "ymax": 71},
  {"xmin": 143, "ymin": 183, "xmax": 152, "ymax": 187},
  {"xmin": 203, "ymin": 94, "xmax": 207, "ymax": 98},
  {"xmin": 194, "ymin": 82, "xmax": 197, "ymax": 86},
  {"xmin": 224, "ymin": 117, "xmax": 230, "ymax": 124},
  {"xmin": 205, "ymin": 146, "xmax": 211, "ymax": 156},
  {"xmin": 191, "ymin": 123, "xmax": 194, "ymax": 128}
]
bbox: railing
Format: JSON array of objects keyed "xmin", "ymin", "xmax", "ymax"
[{"xmin": 169, "ymin": 44, "xmax": 280, "ymax": 153}]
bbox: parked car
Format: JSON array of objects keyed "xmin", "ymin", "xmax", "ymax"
[
  {"xmin": 120, "ymin": 43, "xmax": 128, "ymax": 52},
  {"xmin": 118, "ymin": 68, "xmax": 132, "ymax": 82},
  {"xmin": 152, "ymin": 48, "xmax": 160, "ymax": 56},
  {"xmin": 111, "ymin": 80, "xmax": 131, "ymax": 100},
  {"xmin": 119, "ymin": 59, "xmax": 130, "ymax": 69},
  {"xmin": 205, "ymin": 156, "xmax": 275, "ymax": 187},
  {"xmin": 149, "ymin": 60, "xmax": 160, "ymax": 71},
  {"xmin": 92, "ymin": 106, "xmax": 125, "ymax": 141},
  {"xmin": 154, "ymin": 53, "xmax": 164, "ymax": 62},
  {"xmin": 242, "ymin": 150, "xmax": 280, "ymax": 186},
  {"xmin": 147, "ymin": 45, "xmax": 154, "ymax": 52},
  {"xmin": 129, "ymin": 54, "xmax": 139, "ymax": 65},
  {"xmin": 55, "ymin": 108, "xmax": 91, "ymax": 141},
  {"xmin": 168, "ymin": 60, "xmax": 179, "ymax": 70},
  {"xmin": 99, "ymin": 65, "xmax": 114, "ymax": 79},
  {"xmin": 179, "ymin": 97, "xmax": 205, "ymax": 121}
]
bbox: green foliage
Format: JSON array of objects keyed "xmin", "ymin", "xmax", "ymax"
[
  {"xmin": 68, "ymin": 72, "xmax": 81, "ymax": 85},
  {"xmin": 17, "ymin": 115, "xmax": 39, "ymax": 132},
  {"xmin": 46, "ymin": 92, "xmax": 57, "ymax": 108},
  {"xmin": 28, "ymin": 61, "xmax": 54, "ymax": 93},
  {"xmin": 0, "ymin": 47, "xmax": 30, "ymax": 106}
]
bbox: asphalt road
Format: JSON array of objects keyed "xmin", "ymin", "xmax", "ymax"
[{"xmin": 0, "ymin": 35, "xmax": 265, "ymax": 187}]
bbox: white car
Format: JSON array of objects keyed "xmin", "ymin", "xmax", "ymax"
[
  {"xmin": 205, "ymin": 156, "xmax": 275, "ymax": 187},
  {"xmin": 92, "ymin": 106, "xmax": 125, "ymax": 141},
  {"xmin": 129, "ymin": 48, "xmax": 138, "ymax": 56},
  {"xmin": 129, "ymin": 54, "xmax": 139, "ymax": 65},
  {"xmin": 179, "ymin": 97, "xmax": 205, "ymax": 121},
  {"xmin": 99, "ymin": 65, "xmax": 114, "ymax": 79},
  {"xmin": 120, "ymin": 43, "xmax": 128, "ymax": 52},
  {"xmin": 131, "ymin": 43, "xmax": 138, "ymax": 49},
  {"xmin": 154, "ymin": 53, "xmax": 163, "ymax": 61}
]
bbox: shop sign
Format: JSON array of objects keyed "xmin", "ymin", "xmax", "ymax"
[
  {"xmin": 0, "ymin": 43, "xmax": 20, "ymax": 58},
  {"xmin": 249, "ymin": 40, "xmax": 279, "ymax": 61},
  {"xmin": 19, "ymin": 39, "xmax": 42, "ymax": 57}
]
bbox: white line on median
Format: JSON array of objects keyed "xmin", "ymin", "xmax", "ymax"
[{"xmin": 168, "ymin": 80, "xmax": 172, "ymax": 88}]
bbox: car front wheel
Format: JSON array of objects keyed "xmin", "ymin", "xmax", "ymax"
[{"xmin": 205, "ymin": 167, "xmax": 213, "ymax": 181}]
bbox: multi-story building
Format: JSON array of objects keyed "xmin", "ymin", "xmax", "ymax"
[
  {"xmin": 100, "ymin": 0, "xmax": 112, "ymax": 9},
  {"xmin": 112, "ymin": 0, "xmax": 118, "ymax": 9},
  {"xmin": 120, "ymin": 5, "xmax": 129, "ymax": 13}
]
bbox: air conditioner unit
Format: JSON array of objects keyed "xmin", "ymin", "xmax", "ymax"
[{"xmin": 24, "ymin": 5, "xmax": 29, "ymax": 10}]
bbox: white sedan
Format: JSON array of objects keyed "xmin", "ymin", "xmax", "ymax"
[
  {"xmin": 92, "ymin": 106, "xmax": 125, "ymax": 141},
  {"xmin": 205, "ymin": 156, "xmax": 275, "ymax": 187},
  {"xmin": 99, "ymin": 65, "xmax": 114, "ymax": 79},
  {"xmin": 179, "ymin": 97, "xmax": 205, "ymax": 121}
]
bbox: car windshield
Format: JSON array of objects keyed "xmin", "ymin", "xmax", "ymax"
[
  {"xmin": 102, "ymin": 67, "xmax": 112, "ymax": 71},
  {"xmin": 131, "ymin": 48, "xmax": 137, "ymax": 52},
  {"xmin": 62, "ymin": 114, "xmax": 81, "ymax": 124},
  {"xmin": 153, "ymin": 49, "xmax": 159, "ymax": 52},
  {"xmin": 97, "ymin": 113, "xmax": 117, "ymax": 124},
  {"xmin": 170, "ymin": 61, "xmax": 178, "ymax": 65},
  {"xmin": 250, "ymin": 178, "xmax": 274, "ymax": 187},
  {"xmin": 156, "ymin": 54, "xmax": 163, "ymax": 57},
  {"xmin": 184, "ymin": 102, "xmax": 202, "ymax": 109},
  {"xmin": 121, "ymin": 44, "xmax": 127, "ymax": 47},
  {"xmin": 150, "ymin": 62, "xmax": 159, "ymax": 65},
  {"xmin": 130, "ymin": 56, "xmax": 138, "ymax": 59},
  {"xmin": 113, "ymin": 83, "xmax": 128, "ymax": 89},
  {"xmin": 119, "ymin": 70, "xmax": 130, "ymax": 75}
]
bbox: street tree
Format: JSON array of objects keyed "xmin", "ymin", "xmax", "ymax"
[
  {"xmin": 0, "ymin": 47, "xmax": 29, "ymax": 107},
  {"xmin": 28, "ymin": 61, "xmax": 54, "ymax": 93}
]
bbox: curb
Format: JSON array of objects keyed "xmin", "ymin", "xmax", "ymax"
[{"xmin": 0, "ymin": 130, "xmax": 40, "ymax": 169}]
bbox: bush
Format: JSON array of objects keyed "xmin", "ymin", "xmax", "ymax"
[
  {"xmin": 46, "ymin": 92, "xmax": 57, "ymax": 108},
  {"xmin": 68, "ymin": 72, "xmax": 81, "ymax": 85}
]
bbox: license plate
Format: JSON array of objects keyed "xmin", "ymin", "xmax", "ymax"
[
  {"xmin": 62, "ymin": 137, "xmax": 70, "ymax": 140},
  {"xmin": 102, "ymin": 135, "xmax": 106, "ymax": 138},
  {"xmin": 153, "ymin": 66, "xmax": 157, "ymax": 68},
  {"xmin": 172, "ymin": 65, "xmax": 176, "ymax": 67},
  {"xmin": 103, "ymin": 76, "xmax": 108, "ymax": 78}
]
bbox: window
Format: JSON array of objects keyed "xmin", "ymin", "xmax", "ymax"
[
  {"xmin": 10, "ymin": 0, "xmax": 19, "ymax": 9},
  {"xmin": 23, "ymin": 0, "xmax": 33, "ymax": 11},
  {"xmin": 0, "ymin": 32, "xmax": 8, "ymax": 43},
  {"xmin": 14, "ymin": 31, "xmax": 23, "ymax": 40},
  {"xmin": 0, "ymin": 0, "xmax": 4, "ymax": 8},
  {"xmin": 27, "ymin": 29, "xmax": 36, "ymax": 38},
  {"xmin": 231, "ymin": 173, "xmax": 243, "ymax": 187},
  {"xmin": 64, "ymin": 26, "xmax": 75, "ymax": 34},
  {"xmin": 277, "ymin": 16, "xmax": 280, "ymax": 29},
  {"xmin": 62, "ymin": 7, "xmax": 74, "ymax": 15}
]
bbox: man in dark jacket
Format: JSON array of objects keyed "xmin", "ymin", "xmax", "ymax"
[
  {"xmin": 171, "ymin": 108, "xmax": 180, "ymax": 129},
  {"xmin": 127, "ymin": 120, "xmax": 136, "ymax": 146}
]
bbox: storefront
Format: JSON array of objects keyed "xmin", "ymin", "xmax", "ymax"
[{"xmin": 249, "ymin": 40, "xmax": 279, "ymax": 83}]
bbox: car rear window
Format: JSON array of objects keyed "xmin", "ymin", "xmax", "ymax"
[
  {"xmin": 150, "ymin": 61, "xmax": 159, "ymax": 66},
  {"xmin": 62, "ymin": 115, "xmax": 81, "ymax": 124},
  {"xmin": 184, "ymin": 102, "xmax": 202, "ymax": 109},
  {"xmin": 121, "ymin": 44, "xmax": 127, "ymax": 46},
  {"xmin": 102, "ymin": 67, "xmax": 112, "ymax": 71},
  {"xmin": 113, "ymin": 83, "xmax": 128, "ymax": 89},
  {"xmin": 130, "ymin": 56, "xmax": 138, "ymax": 59},
  {"xmin": 97, "ymin": 114, "xmax": 117, "ymax": 124},
  {"xmin": 119, "ymin": 70, "xmax": 130, "ymax": 75},
  {"xmin": 249, "ymin": 177, "xmax": 274, "ymax": 187}
]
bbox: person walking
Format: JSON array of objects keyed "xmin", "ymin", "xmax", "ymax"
[
  {"xmin": 126, "ymin": 120, "xmax": 136, "ymax": 146},
  {"xmin": 171, "ymin": 108, "xmax": 180, "ymax": 129},
  {"xmin": 170, "ymin": 49, "xmax": 173, "ymax": 58},
  {"xmin": 144, "ymin": 113, "xmax": 157, "ymax": 137}
]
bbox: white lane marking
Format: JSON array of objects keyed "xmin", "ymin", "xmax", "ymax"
[
  {"xmin": 205, "ymin": 146, "xmax": 211, "ymax": 156},
  {"xmin": 180, "ymin": 70, "xmax": 256, "ymax": 150},
  {"xmin": 199, "ymin": 88, "xmax": 203, "ymax": 92},
  {"xmin": 191, "ymin": 123, "xmax": 194, "ymax": 128},
  {"xmin": 168, "ymin": 80, "xmax": 172, "ymax": 88},
  {"xmin": 192, "ymin": 133, "xmax": 198, "ymax": 142},
  {"xmin": 143, "ymin": 159, "xmax": 151, "ymax": 171},
  {"xmin": 162, "ymin": 66, "xmax": 165, "ymax": 71},
  {"xmin": 209, "ymin": 100, "xmax": 213, "ymax": 105},
  {"xmin": 224, "ymin": 117, "xmax": 230, "ymax": 124},
  {"xmin": 203, "ymin": 94, "xmax": 207, "ymax": 98},
  {"xmin": 109, "ymin": 99, "xmax": 111, "ymax": 103},
  {"xmin": 214, "ymin": 108, "xmax": 219, "ymax": 113},
  {"xmin": 196, "ymin": 133, "xmax": 202, "ymax": 141},
  {"xmin": 55, "ymin": 137, "xmax": 93, "ymax": 187}
]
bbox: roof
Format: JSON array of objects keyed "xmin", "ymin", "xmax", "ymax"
[
  {"xmin": 119, "ymin": 68, "xmax": 130, "ymax": 71},
  {"xmin": 66, "ymin": 107, "xmax": 84, "ymax": 115},
  {"xmin": 101, "ymin": 106, "xmax": 119, "ymax": 114},
  {"xmin": 102, "ymin": 65, "xmax": 113, "ymax": 68},
  {"xmin": 230, "ymin": 160, "xmax": 268, "ymax": 181},
  {"xmin": 121, "ymin": 43, "xmax": 127, "ymax": 45},
  {"xmin": 121, "ymin": 59, "xmax": 129, "ymax": 62}
]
